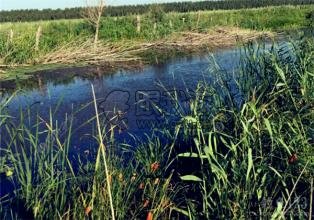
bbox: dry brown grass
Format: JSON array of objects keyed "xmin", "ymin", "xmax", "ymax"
[
  {"xmin": 41, "ymin": 27, "xmax": 272, "ymax": 65},
  {"xmin": 41, "ymin": 39, "xmax": 142, "ymax": 65},
  {"xmin": 145, "ymin": 27, "xmax": 273, "ymax": 51}
]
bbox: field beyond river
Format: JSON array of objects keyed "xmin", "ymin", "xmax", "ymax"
[{"xmin": 0, "ymin": 5, "xmax": 313, "ymax": 81}]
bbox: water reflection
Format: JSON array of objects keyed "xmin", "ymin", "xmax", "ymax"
[{"xmin": 0, "ymin": 44, "xmax": 257, "ymax": 152}]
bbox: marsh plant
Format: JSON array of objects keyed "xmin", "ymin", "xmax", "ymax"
[
  {"xmin": 0, "ymin": 37, "xmax": 313, "ymax": 219},
  {"xmin": 173, "ymin": 37, "xmax": 314, "ymax": 218}
]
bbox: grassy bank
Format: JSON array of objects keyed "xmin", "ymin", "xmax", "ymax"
[
  {"xmin": 0, "ymin": 27, "xmax": 271, "ymax": 82},
  {"xmin": 0, "ymin": 5, "xmax": 313, "ymax": 80},
  {"xmin": 0, "ymin": 35, "xmax": 313, "ymax": 219}
]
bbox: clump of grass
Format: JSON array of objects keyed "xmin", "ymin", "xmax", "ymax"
[
  {"xmin": 0, "ymin": 93, "xmax": 180, "ymax": 219},
  {"xmin": 172, "ymin": 37, "xmax": 314, "ymax": 218}
]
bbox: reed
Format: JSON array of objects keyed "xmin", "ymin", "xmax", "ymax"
[
  {"xmin": 173, "ymin": 36, "xmax": 314, "ymax": 218},
  {"xmin": 0, "ymin": 94, "xmax": 179, "ymax": 219},
  {"xmin": 0, "ymin": 36, "xmax": 313, "ymax": 219}
]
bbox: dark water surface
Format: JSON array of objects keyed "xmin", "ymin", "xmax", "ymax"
[{"xmin": 0, "ymin": 42, "xmax": 276, "ymax": 153}]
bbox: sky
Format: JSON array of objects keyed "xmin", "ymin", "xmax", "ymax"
[{"xmin": 0, "ymin": 0, "xmax": 197, "ymax": 11}]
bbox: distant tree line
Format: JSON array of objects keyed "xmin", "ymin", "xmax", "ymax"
[{"xmin": 1, "ymin": 0, "xmax": 314, "ymax": 22}]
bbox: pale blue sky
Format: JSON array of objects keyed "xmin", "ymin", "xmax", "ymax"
[{"xmin": 0, "ymin": 0, "xmax": 196, "ymax": 11}]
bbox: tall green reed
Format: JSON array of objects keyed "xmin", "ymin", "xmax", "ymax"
[
  {"xmin": 0, "ymin": 92, "xmax": 180, "ymax": 219},
  {"xmin": 173, "ymin": 37, "xmax": 314, "ymax": 218}
]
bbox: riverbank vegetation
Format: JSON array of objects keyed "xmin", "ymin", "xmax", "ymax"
[
  {"xmin": 0, "ymin": 34, "xmax": 313, "ymax": 219},
  {"xmin": 0, "ymin": 4, "xmax": 313, "ymax": 80}
]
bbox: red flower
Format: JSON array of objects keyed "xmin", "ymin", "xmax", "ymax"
[
  {"xmin": 143, "ymin": 199, "xmax": 150, "ymax": 208},
  {"xmin": 288, "ymin": 153, "xmax": 298, "ymax": 164},
  {"xmin": 85, "ymin": 206, "xmax": 92, "ymax": 216},
  {"xmin": 139, "ymin": 182, "xmax": 145, "ymax": 189},
  {"xmin": 146, "ymin": 211, "xmax": 153, "ymax": 220},
  {"xmin": 150, "ymin": 162, "xmax": 160, "ymax": 172}
]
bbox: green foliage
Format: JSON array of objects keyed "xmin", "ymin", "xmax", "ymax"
[
  {"xmin": 174, "ymin": 37, "xmax": 314, "ymax": 218},
  {"xmin": 306, "ymin": 10, "xmax": 314, "ymax": 26},
  {"xmin": 1, "ymin": 0, "xmax": 314, "ymax": 22},
  {"xmin": 0, "ymin": 107, "xmax": 179, "ymax": 219},
  {"xmin": 4, "ymin": 35, "xmax": 36, "ymax": 64},
  {"xmin": 99, "ymin": 17, "xmax": 138, "ymax": 40},
  {"xmin": 149, "ymin": 4, "xmax": 166, "ymax": 23}
]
